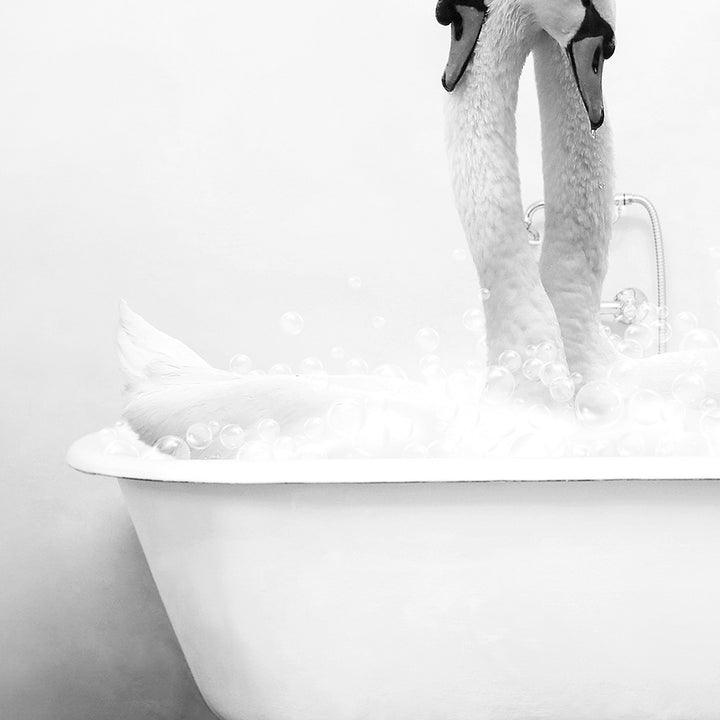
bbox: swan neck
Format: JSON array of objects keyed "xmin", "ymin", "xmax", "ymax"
[
  {"xmin": 534, "ymin": 32, "xmax": 616, "ymax": 378},
  {"xmin": 446, "ymin": 3, "xmax": 564, "ymax": 361}
]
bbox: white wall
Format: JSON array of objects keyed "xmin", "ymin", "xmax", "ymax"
[{"xmin": 1, "ymin": 1, "xmax": 718, "ymax": 717}]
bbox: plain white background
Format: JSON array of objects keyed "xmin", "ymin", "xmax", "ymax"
[{"xmin": 1, "ymin": 1, "xmax": 719, "ymax": 717}]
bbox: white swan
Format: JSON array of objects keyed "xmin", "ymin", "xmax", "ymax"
[
  {"xmin": 116, "ymin": 0, "xmax": 720, "ymax": 460},
  {"xmin": 533, "ymin": 27, "xmax": 617, "ymax": 383},
  {"xmin": 441, "ymin": 0, "xmax": 568, "ymax": 368},
  {"xmin": 441, "ymin": 0, "xmax": 720, "ymax": 399},
  {"xmin": 532, "ymin": 11, "xmax": 720, "ymax": 395},
  {"xmin": 118, "ymin": 301, "xmax": 451, "ymax": 458}
]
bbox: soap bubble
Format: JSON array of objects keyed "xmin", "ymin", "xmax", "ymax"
[
  {"xmin": 550, "ymin": 376, "xmax": 575, "ymax": 403},
  {"xmin": 273, "ymin": 436, "xmax": 298, "ymax": 461},
  {"xmin": 371, "ymin": 316, "xmax": 387, "ymax": 330},
  {"xmin": 536, "ymin": 342, "xmax": 558, "ymax": 364},
  {"xmin": 702, "ymin": 398, "xmax": 719, "ymax": 413},
  {"xmin": 280, "ymin": 311, "xmax": 304, "ymax": 336},
  {"xmin": 700, "ymin": 408, "xmax": 720, "ymax": 453},
  {"xmin": 617, "ymin": 431, "xmax": 646, "ymax": 457},
  {"xmin": 220, "ymin": 424, "xmax": 245, "ymax": 450},
  {"xmin": 237, "ymin": 441, "xmax": 273, "ymax": 461},
  {"xmin": 298, "ymin": 357, "xmax": 324, "ymax": 376},
  {"xmin": 269, "ymin": 363, "xmax": 293, "ymax": 375},
  {"xmin": 345, "ymin": 357, "xmax": 369, "ymax": 374},
  {"xmin": 257, "ymin": 418, "xmax": 281, "ymax": 443},
  {"xmin": 675, "ymin": 311, "xmax": 699, "ymax": 336},
  {"xmin": 498, "ymin": 350, "xmax": 522, "ymax": 373},
  {"xmin": 623, "ymin": 324, "xmax": 654, "ymax": 351},
  {"xmin": 304, "ymin": 416, "xmax": 325, "ymax": 441},
  {"xmin": 373, "ymin": 364, "xmax": 407, "ymax": 380},
  {"xmin": 416, "ymin": 327, "xmax": 440, "ymax": 353},
  {"xmin": 186, "ymin": 423, "xmax": 213, "ymax": 450},
  {"xmin": 452, "ymin": 248, "xmax": 467, "ymax": 263},
  {"xmin": 671, "ymin": 371, "xmax": 706, "ymax": 406},
  {"xmin": 540, "ymin": 361, "xmax": 568, "ymax": 387},
  {"xmin": 229, "ymin": 354, "xmax": 252, "ymax": 374},
  {"xmin": 680, "ymin": 329, "xmax": 720, "ymax": 352},
  {"xmin": 331, "ymin": 346, "xmax": 346, "ymax": 361},
  {"xmin": 328, "ymin": 399, "xmax": 366, "ymax": 436},
  {"xmin": 483, "ymin": 365, "xmax": 515, "ymax": 404},
  {"xmin": 153, "ymin": 435, "xmax": 191, "ymax": 459},
  {"xmin": 570, "ymin": 372, "xmax": 584, "ymax": 387},
  {"xmin": 618, "ymin": 339, "xmax": 644, "ymax": 359},
  {"xmin": 479, "ymin": 287, "xmax": 491, "ymax": 300},
  {"xmin": 575, "ymin": 382, "xmax": 624, "ymax": 428},
  {"xmin": 629, "ymin": 389, "xmax": 664, "ymax": 425},
  {"xmin": 527, "ymin": 404, "xmax": 552, "ymax": 428},
  {"xmin": 403, "ymin": 443, "xmax": 430, "ymax": 458},
  {"xmin": 348, "ymin": 276, "xmax": 362, "ymax": 290},
  {"xmin": 522, "ymin": 357, "xmax": 544, "ymax": 381},
  {"xmin": 462, "ymin": 308, "xmax": 485, "ymax": 334}
]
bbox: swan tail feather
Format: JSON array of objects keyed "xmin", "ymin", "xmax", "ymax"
[{"xmin": 118, "ymin": 300, "xmax": 221, "ymax": 393}]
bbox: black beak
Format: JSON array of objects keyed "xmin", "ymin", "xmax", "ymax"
[
  {"xmin": 566, "ymin": 3, "xmax": 615, "ymax": 131},
  {"xmin": 436, "ymin": 0, "xmax": 487, "ymax": 92}
]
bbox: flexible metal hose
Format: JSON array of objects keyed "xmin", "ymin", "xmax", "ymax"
[
  {"xmin": 524, "ymin": 194, "xmax": 668, "ymax": 354},
  {"xmin": 617, "ymin": 194, "xmax": 668, "ymax": 354}
]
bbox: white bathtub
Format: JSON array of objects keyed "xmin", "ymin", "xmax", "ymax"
[{"xmin": 68, "ymin": 431, "xmax": 720, "ymax": 720}]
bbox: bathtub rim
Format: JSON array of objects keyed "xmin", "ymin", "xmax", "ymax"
[{"xmin": 67, "ymin": 430, "xmax": 720, "ymax": 484}]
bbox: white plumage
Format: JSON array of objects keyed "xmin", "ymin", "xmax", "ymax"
[
  {"xmin": 118, "ymin": 301, "xmax": 450, "ymax": 456},
  {"xmin": 118, "ymin": 0, "xmax": 720, "ymax": 457}
]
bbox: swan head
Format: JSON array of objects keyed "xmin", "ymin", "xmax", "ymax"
[{"xmin": 437, "ymin": 0, "xmax": 616, "ymax": 130}]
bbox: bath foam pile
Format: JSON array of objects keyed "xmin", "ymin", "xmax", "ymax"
[{"xmin": 108, "ymin": 302, "xmax": 720, "ymax": 461}]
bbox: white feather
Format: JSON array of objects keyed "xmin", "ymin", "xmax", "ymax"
[{"xmin": 118, "ymin": 303, "xmax": 450, "ymax": 456}]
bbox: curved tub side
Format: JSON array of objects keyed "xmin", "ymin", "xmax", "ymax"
[{"xmin": 119, "ymin": 477, "xmax": 720, "ymax": 720}]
